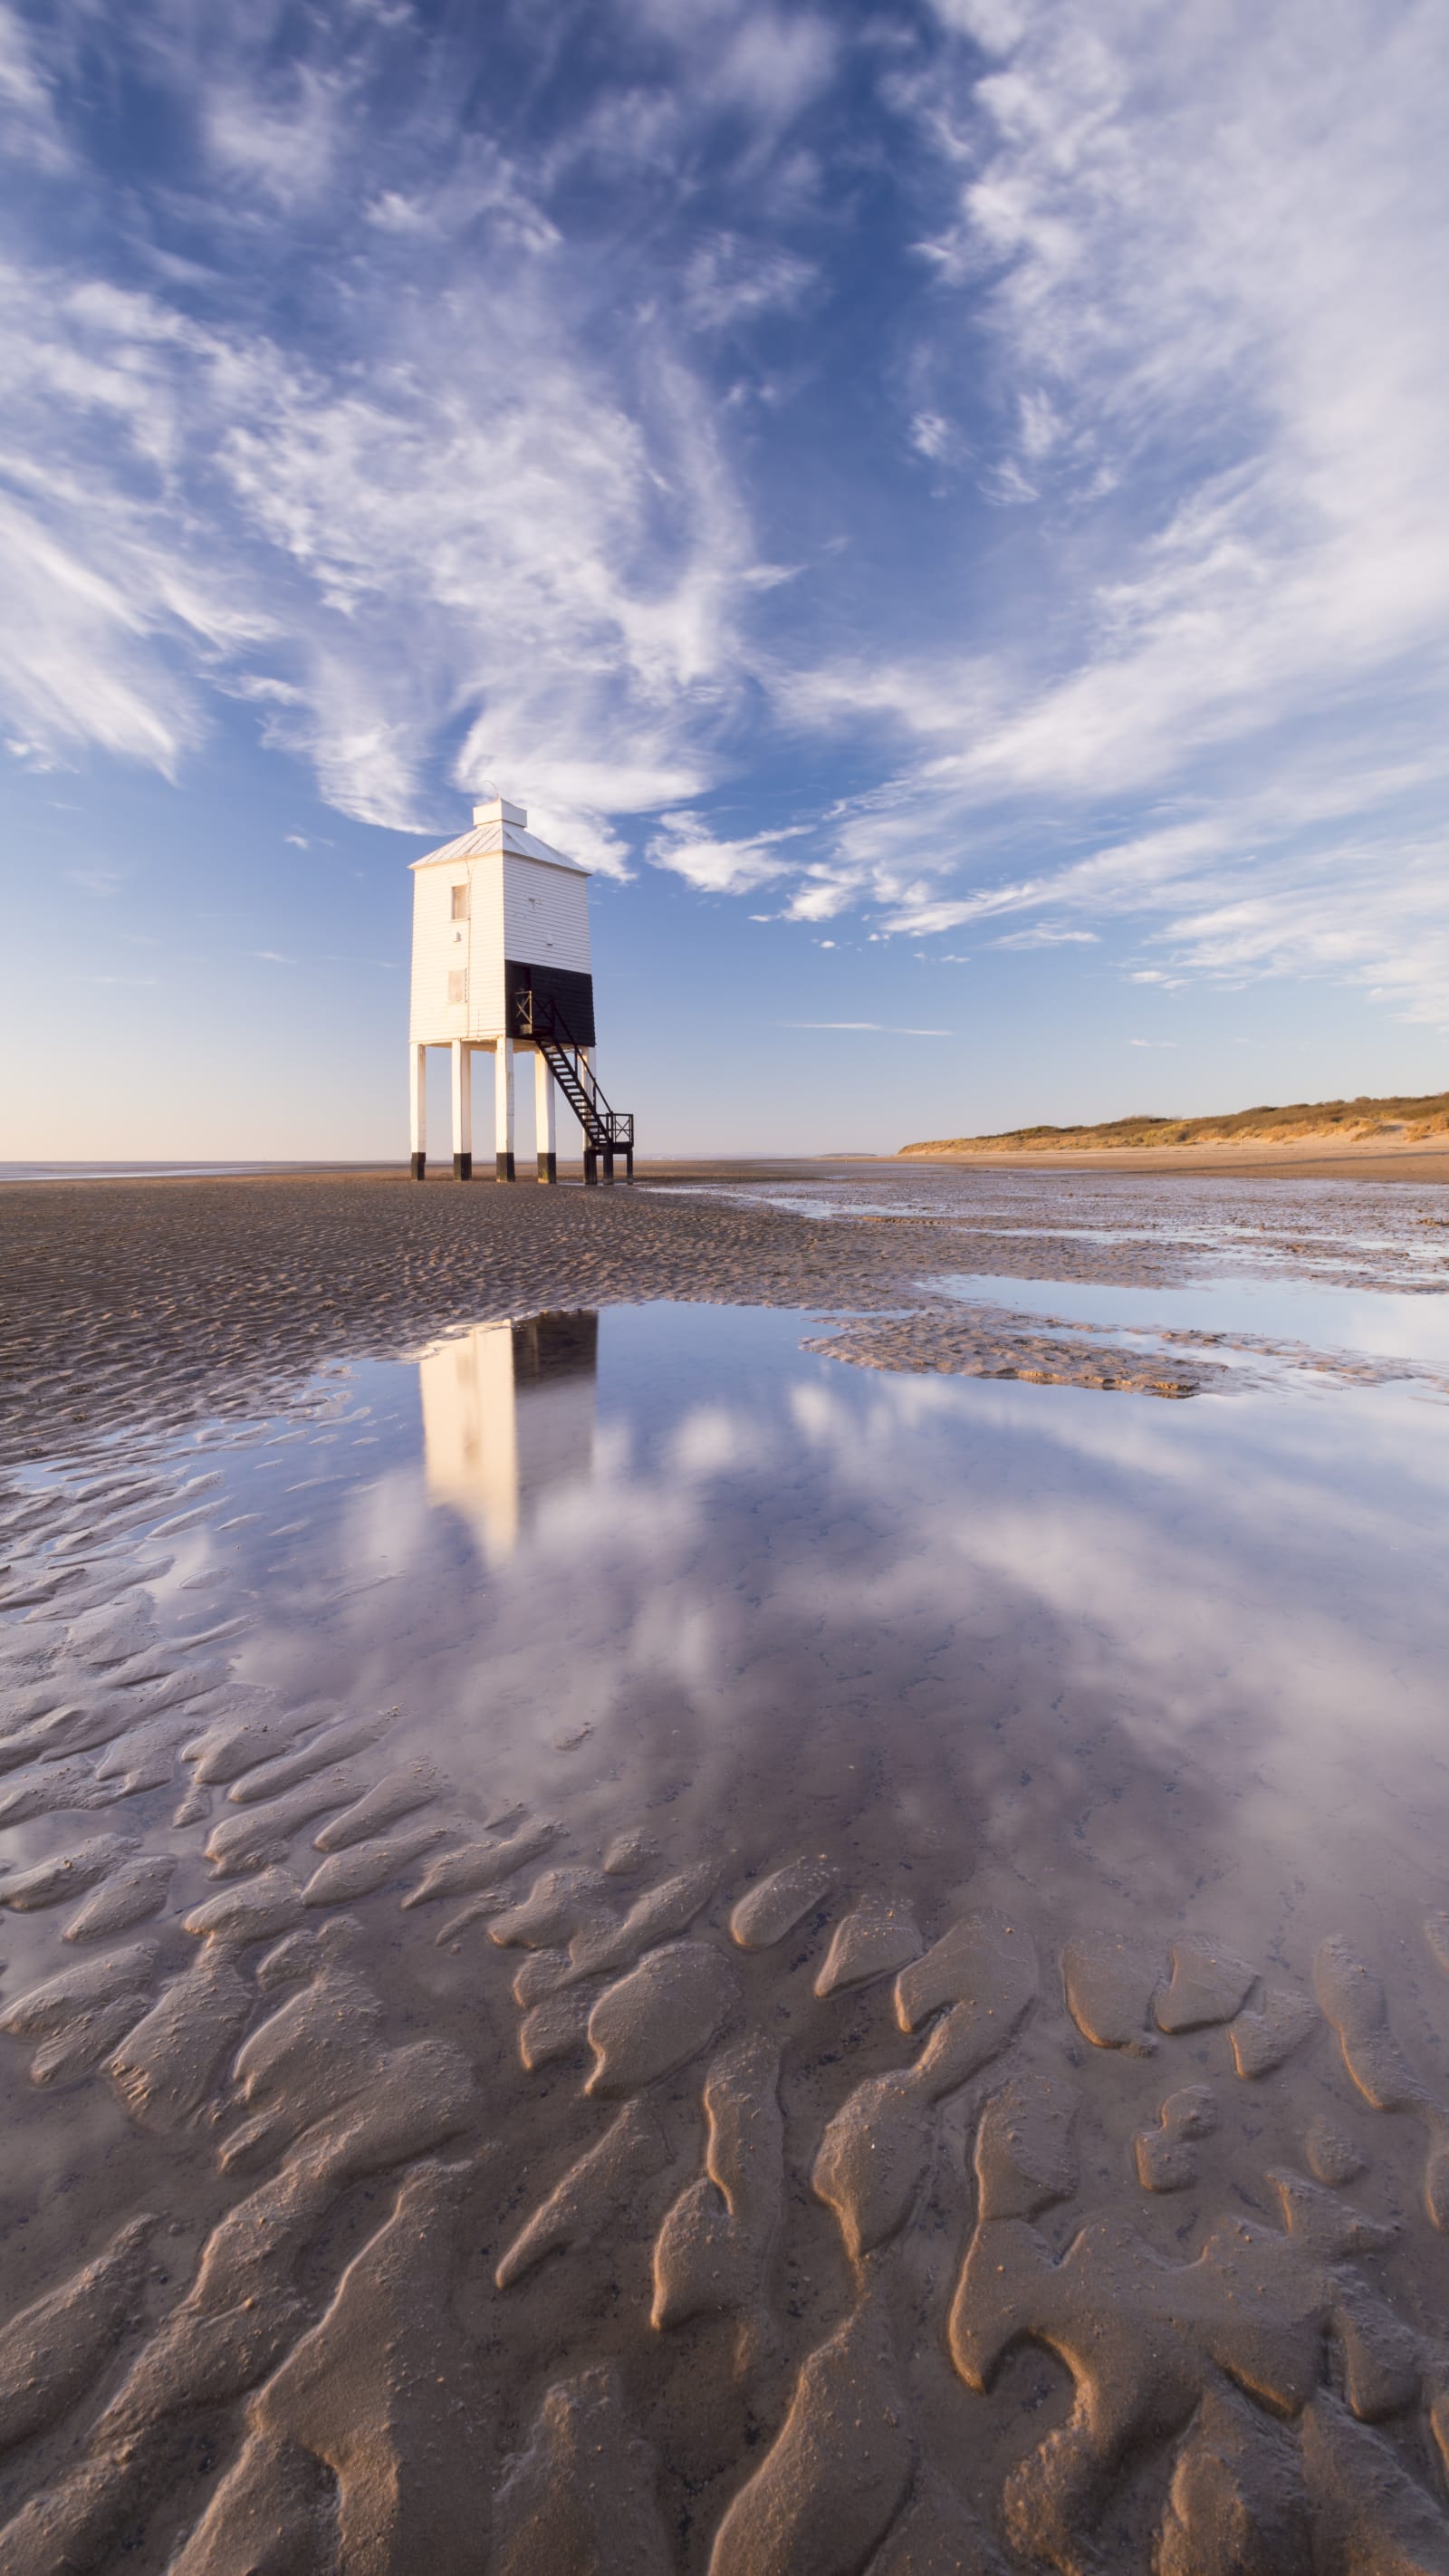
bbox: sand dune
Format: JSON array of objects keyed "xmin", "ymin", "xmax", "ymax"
[{"xmin": 901, "ymin": 1088, "xmax": 1449, "ymax": 1176}]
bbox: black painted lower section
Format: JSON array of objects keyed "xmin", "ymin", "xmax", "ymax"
[
  {"xmin": 536, "ymin": 1152, "xmax": 557, "ymax": 1183},
  {"xmin": 495, "ymin": 1151, "xmax": 515, "ymax": 1181},
  {"xmin": 409, "ymin": 1152, "xmax": 427, "ymax": 1180},
  {"xmin": 624, "ymin": 1148, "xmax": 634, "ymax": 1180},
  {"xmin": 513, "ymin": 1311, "xmax": 598, "ymax": 1384},
  {"xmin": 507, "ymin": 959, "xmax": 595, "ymax": 1048},
  {"xmin": 602, "ymin": 1148, "xmax": 615, "ymax": 1182},
  {"xmin": 453, "ymin": 1151, "xmax": 473, "ymax": 1181},
  {"xmin": 582, "ymin": 1149, "xmax": 598, "ymax": 1185}
]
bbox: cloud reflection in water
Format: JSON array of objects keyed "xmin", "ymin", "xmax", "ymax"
[{"xmin": 211, "ymin": 1303, "xmax": 1449, "ymax": 1986}]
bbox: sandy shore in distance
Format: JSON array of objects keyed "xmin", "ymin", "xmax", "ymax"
[
  {"xmin": 896, "ymin": 1135, "xmax": 1449, "ymax": 1183},
  {"xmin": 2, "ymin": 1168, "xmax": 1449, "ymax": 2572}
]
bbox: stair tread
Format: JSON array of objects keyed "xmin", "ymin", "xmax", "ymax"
[{"xmin": 529, "ymin": 1019, "xmax": 631, "ymax": 1154}]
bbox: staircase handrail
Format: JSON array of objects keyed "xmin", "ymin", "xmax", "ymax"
[{"xmin": 513, "ymin": 990, "xmax": 633, "ymax": 1149}]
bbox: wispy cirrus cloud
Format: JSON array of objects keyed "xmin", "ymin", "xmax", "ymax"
[
  {"xmin": 0, "ymin": 0, "xmax": 838, "ymax": 856},
  {"xmin": 992, "ymin": 925, "xmax": 1098, "ymax": 950},
  {"xmin": 683, "ymin": 235, "xmax": 818, "ymax": 333},
  {"xmin": 0, "ymin": 1, "xmax": 71, "ymax": 170},
  {"xmin": 0, "ymin": 247, "xmax": 756, "ymax": 851},
  {"xmin": 3, "ymin": 0, "xmax": 1447, "ymax": 1041},
  {"xmin": 793, "ymin": 0, "xmax": 1449, "ymax": 1020},
  {"xmin": 648, "ymin": 811, "xmax": 811, "ymax": 894}
]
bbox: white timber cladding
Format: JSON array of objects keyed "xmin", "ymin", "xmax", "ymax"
[
  {"xmin": 408, "ymin": 797, "xmax": 590, "ymax": 1044},
  {"xmin": 502, "ymin": 852, "xmax": 590, "ymax": 976},
  {"xmin": 409, "ymin": 858, "xmax": 503, "ymax": 1042}
]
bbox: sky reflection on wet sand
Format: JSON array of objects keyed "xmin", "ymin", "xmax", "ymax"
[
  {"xmin": 163, "ymin": 1294, "xmax": 1449, "ymax": 1972},
  {"xmin": 5, "ymin": 1185, "xmax": 1449, "ymax": 2572}
]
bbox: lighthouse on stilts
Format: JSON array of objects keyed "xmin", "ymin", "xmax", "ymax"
[{"xmin": 407, "ymin": 795, "xmax": 633, "ymax": 1184}]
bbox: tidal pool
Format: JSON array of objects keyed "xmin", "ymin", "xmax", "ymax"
[
  {"xmin": 3, "ymin": 1205, "xmax": 1449, "ymax": 2571},
  {"xmin": 135, "ymin": 1298, "xmax": 1449, "ymax": 1938}
]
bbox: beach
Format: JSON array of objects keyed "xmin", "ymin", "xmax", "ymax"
[
  {"xmin": 898, "ymin": 1134, "xmax": 1449, "ymax": 1185},
  {"xmin": 3, "ymin": 1164, "xmax": 1449, "ymax": 2572}
]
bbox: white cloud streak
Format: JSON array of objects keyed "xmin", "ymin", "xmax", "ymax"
[
  {"xmin": 0, "ymin": 2, "xmax": 830, "ymax": 854},
  {"xmin": 807, "ymin": 0, "xmax": 1449, "ymax": 1019},
  {"xmin": 648, "ymin": 810, "xmax": 812, "ymax": 894},
  {"xmin": 4, "ymin": 0, "xmax": 1448, "ymax": 1036}
]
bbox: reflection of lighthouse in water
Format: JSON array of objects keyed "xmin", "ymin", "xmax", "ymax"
[{"xmin": 419, "ymin": 1311, "xmax": 599, "ymax": 1562}]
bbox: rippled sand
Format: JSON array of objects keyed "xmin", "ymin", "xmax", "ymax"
[{"xmin": 2, "ymin": 1167, "xmax": 1449, "ymax": 2572}]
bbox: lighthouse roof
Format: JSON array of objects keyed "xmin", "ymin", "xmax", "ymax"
[{"xmin": 409, "ymin": 795, "xmax": 590, "ymax": 877}]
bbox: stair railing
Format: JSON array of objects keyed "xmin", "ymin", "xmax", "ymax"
[{"xmin": 513, "ymin": 991, "xmax": 634, "ymax": 1153}]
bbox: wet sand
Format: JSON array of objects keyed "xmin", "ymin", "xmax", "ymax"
[
  {"xmin": 3, "ymin": 1168, "xmax": 1449, "ymax": 2572},
  {"xmin": 4, "ymin": 1162, "xmax": 1445, "ymax": 1454}
]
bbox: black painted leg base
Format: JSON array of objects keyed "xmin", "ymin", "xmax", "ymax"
[
  {"xmin": 495, "ymin": 1152, "xmax": 515, "ymax": 1181},
  {"xmin": 536, "ymin": 1153, "xmax": 557, "ymax": 1183},
  {"xmin": 453, "ymin": 1151, "xmax": 473, "ymax": 1181},
  {"xmin": 582, "ymin": 1149, "xmax": 598, "ymax": 1186},
  {"xmin": 624, "ymin": 1149, "xmax": 635, "ymax": 1180},
  {"xmin": 409, "ymin": 1152, "xmax": 427, "ymax": 1180},
  {"xmin": 602, "ymin": 1149, "xmax": 616, "ymax": 1183}
]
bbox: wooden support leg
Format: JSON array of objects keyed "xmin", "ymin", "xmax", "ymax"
[
  {"xmin": 451, "ymin": 1039, "xmax": 472, "ymax": 1180},
  {"xmin": 494, "ymin": 1039, "xmax": 515, "ymax": 1180},
  {"xmin": 409, "ymin": 1043, "xmax": 427, "ymax": 1179},
  {"xmin": 534, "ymin": 1049, "xmax": 557, "ymax": 1182}
]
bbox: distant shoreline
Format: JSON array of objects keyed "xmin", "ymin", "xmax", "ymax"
[
  {"xmin": 895, "ymin": 1135, "xmax": 1449, "ymax": 1183},
  {"xmin": 0, "ymin": 1160, "xmax": 348, "ymax": 1186},
  {"xmin": 5, "ymin": 1139, "xmax": 1449, "ymax": 1192},
  {"xmin": 898, "ymin": 1091, "xmax": 1449, "ymax": 1184}
]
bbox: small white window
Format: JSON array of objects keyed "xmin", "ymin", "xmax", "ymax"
[
  {"xmin": 447, "ymin": 970, "xmax": 466, "ymax": 1004},
  {"xmin": 450, "ymin": 884, "xmax": 469, "ymax": 920}
]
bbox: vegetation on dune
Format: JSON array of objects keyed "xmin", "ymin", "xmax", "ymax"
[{"xmin": 899, "ymin": 1091, "xmax": 1449, "ymax": 1156}]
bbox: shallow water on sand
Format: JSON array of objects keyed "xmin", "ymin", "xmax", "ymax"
[
  {"xmin": 939, "ymin": 1269, "xmax": 1449, "ymax": 1367},
  {"xmin": 657, "ymin": 1166, "xmax": 1449, "ymax": 1286},
  {"xmin": 4, "ymin": 1206, "xmax": 1449, "ymax": 2571}
]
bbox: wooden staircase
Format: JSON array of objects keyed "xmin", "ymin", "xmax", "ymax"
[{"xmin": 514, "ymin": 994, "xmax": 634, "ymax": 1179}]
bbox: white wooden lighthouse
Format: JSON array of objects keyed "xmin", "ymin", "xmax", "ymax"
[{"xmin": 408, "ymin": 795, "xmax": 632, "ymax": 1183}]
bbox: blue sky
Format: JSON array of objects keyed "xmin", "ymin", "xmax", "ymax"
[{"xmin": 1, "ymin": 0, "xmax": 1446, "ymax": 1158}]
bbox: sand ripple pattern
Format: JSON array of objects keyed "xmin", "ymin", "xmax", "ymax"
[
  {"xmin": 4, "ymin": 1169, "xmax": 1445, "ymax": 1467},
  {"xmin": 6, "ymin": 1397, "xmax": 1449, "ymax": 2570}
]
